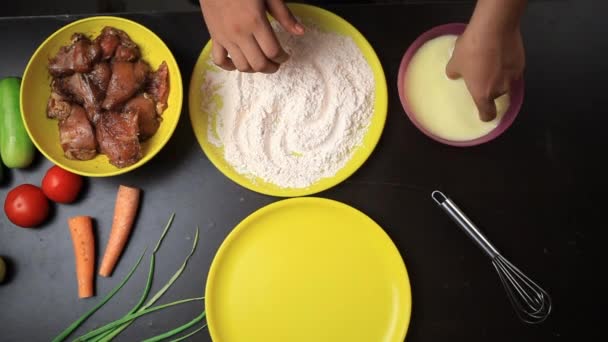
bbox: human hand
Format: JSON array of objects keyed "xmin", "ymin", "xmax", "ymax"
[
  {"xmin": 446, "ymin": 24, "xmax": 524, "ymax": 122},
  {"xmin": 200, "ymin": 0, "xmax": 304, "ymax": 73},
  {"xmin": 446, "ymin": 0, "xmax": 526, "ymax": 121}
]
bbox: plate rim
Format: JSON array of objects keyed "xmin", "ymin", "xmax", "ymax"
[
  {"xmin": 205, "ymin": 197, "xmax": 412, "ymax": 342},
  {"xmin": 188, "ymin": 3, "xmax": 388, "ymax": 197}
]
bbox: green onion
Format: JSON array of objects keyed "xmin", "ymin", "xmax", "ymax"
[
  {"xmin": 169, "ymin": 323, "xmax": 208, "ymax": 342},
  {"xmin": 145, "ymin": 227, "xmax": 200, "ymax": 307},
  {"xmin": 96, "ymin": 227, "xmax": 200, "ymax": 342},
  {"xmin": 143, "ymin": 311, "xmax": 207, "ymax": 342},
  {"xmin": 89, "ymin": 214, "xmax": 176, "ymax": 342},
  {"xmin": 51, "ymin": 249, "xmax": 147, "ymax": 342},
  {"xmin": 73, "ymin": 297, "xmax": 203, "ymax": 342}
]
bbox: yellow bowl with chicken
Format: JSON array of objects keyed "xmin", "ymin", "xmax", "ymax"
[{"xmin": 21, "ymin": 16, "xmax": 182, "ymax": 177}]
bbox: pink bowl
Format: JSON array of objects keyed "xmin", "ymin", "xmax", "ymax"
[{"xmin": 397, "ymin": 23, "xmax": 524, "ymax": 147}]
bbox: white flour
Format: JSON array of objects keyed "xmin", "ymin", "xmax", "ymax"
[{"xmin": 201, "ymin": 24, "xmax": 374, "ymax": 188}]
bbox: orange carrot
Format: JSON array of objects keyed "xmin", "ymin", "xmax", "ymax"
[
  {"xmin": 99, "ymin": 185, "xmax": 141, "ymax": 277},
  {"xmin": 68, "ymin": 216, "xmax": 95, "ymax": 299}
]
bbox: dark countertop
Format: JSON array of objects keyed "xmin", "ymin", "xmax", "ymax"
[{"xmin": 0, "ymin": 2, "xmax": 604, "ymax": 341}]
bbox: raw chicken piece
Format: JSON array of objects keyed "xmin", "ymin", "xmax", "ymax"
[
  {"xmin": 124, "ymin": 94, "xmax": 160, "ymax": 141},
  {"xmin": 59, "ymin": 105, "xmax": 97, "ymax": 160},
  {"xmin": 113, "ymin": 28, "xmax": 140, "ymax": 62},
  {"xmin": 114, "ymin": 44, "xmax": 140, "ymax": 62},
  {"xmin": 102, "ymin": 60, "xmax": 150, "ymax": 110},
  {"xmin": 146, "ymin": 61, "xmax": 169, "ymax": 115},
  {"xmin": 87, "ymin": 62, "xmax": 111, "ymax": 93},
  {"xmin": 49, "ymin": 33, "xmax": 101, "ymax": 77},
  {"xmin": 47, "ymin": 90, "xmax": 72, "ymax": 120},
  {"xmin": 96, "ymin": 111, "xmax": 142, "ymax": 168},
  {"xmin": 96, "ymin": 27, "xmax": 121, "ymax": 60},
  {"xmin": 56, "ymin": 73, "xmax": 103, "ymax": 124},
  {"xmin": 95, "ymin": 26, "xmax": 140, "ymax": 62}
]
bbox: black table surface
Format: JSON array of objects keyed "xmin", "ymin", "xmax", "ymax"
[{"xmin": 0, "ymin": 1, "xmax": 605, "ymax": 341}]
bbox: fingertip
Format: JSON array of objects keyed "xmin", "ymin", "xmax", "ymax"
[
  {"xmin": 267, "ymin": 0, "xmax": 303, "ymax": 36},
  {"xmin": 479, "ymin": 104, "xmax": 497, "ymax": 121},
  {"xmin": 446, "ymin": 70, "xmax": 459, "ymax": 80},
  {"xmin": 472, "ymin": 95, "xmax": 497, "ymax": 122},
  {"xmin": 262, "ymin": 61, "xmax": 280, "ymax": 74},
  {"xmin": 445, "ymin": 60, "xmax": 460, "ymax": 80},
  {"xmin": 479, "ymin": 111, "xmax": 497, "ymax": 122},
  {"xmin": 293, "ymin": 23, "xmax": 305, "ymax": 35},
  {"xmin": 224, "ymin": 60, "xmax": 237, "ymax": 71},
  {"xmin": 217, "ymin": 56, "xmax": 237, "ymax": 71},
  {"xmin": 225, "ymin": 45, "xmax": 252, "ymax": 73},
  {"xmin": 274, "ymin": 51, "xmax": 289, "ymax": 64},
  {"xmin": 211, "ymin": 44, "xmax": 236, "ymax": 71},
  {"xmin": 219, "ymin": 62, "xmax": 237, "ymax": 71}
]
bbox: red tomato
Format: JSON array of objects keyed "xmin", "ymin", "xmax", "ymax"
[
  {"xmin": 4, "ymin": 184, "xmax": 50, "ymax": 228},
  {"xmin": 41, "ymin": 165, "xmax": 83, "ymax": 204}
]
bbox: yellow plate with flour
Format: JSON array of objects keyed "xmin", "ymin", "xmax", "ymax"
[
  {"xmin": 205, "ymin": 197, "xmax": 412, "ymax": 342},
  {"xmin": 188, "ymin": 3, "xmax": 388, "ymax": 197}
]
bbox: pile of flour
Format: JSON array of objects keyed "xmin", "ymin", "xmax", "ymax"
[{"xmin": 202, "ymin": 23, "xmax": 374, "ymax": 188}]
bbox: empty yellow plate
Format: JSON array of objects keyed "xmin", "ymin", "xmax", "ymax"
[
  {"xmin": 189, "ymin": 4, "xmax": 388, "ymax": 197},
  {"xmin": 205, "ymin": 197, "xmax": 411, "ymax": 342}
]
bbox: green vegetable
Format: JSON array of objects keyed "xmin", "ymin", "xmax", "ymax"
[
  {"xmin": 0, "ymin": 256, "xmax": 7, "ymax": 284},
  {"xmin": 95, "ymin": 227, "xmax": 201, "ymax": 342},
  {"xmin": 91, "ymin": 214, "xmax": 176, "ymax": 342},
  {"xmin": 0, "ymin": 77, "xmax": 35, "ymax": 168},
  {"xmin": 144, "ymin": 312, "xmax": 207, "ymax": 342},
  {"xmin": 54, "ymin": 215, "xmax": 207, "ymax": 342},
  {"xmin": 0, "ymin": 155, "xmax": 4, "ymax": 182},
  {"xmin": 144, "ymin": 228, "xmax": 200, "ymax": 307},
  {"xmin": 168, "ymin": 323, "xmax": 208, "ymax": 342},
  {"xmin": 73, "ymin": 297, "xmax": 204, "ymax": 342},
  {"xmin": 0, "ymin": 127, "xmax": 2, "ymax": 181},
  {"xmin": 51, "ymin": 249, "xmax": 147, "ymax": 342}
]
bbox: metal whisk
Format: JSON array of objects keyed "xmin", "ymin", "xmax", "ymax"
[{"xmin": 432, "ymin": 190, "xmax": 552, "ymax": 324}]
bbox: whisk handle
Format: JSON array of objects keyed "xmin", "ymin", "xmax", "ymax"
[{"xmin": 432, "ymin": 191, "xmax": 500, "ymax": 259}]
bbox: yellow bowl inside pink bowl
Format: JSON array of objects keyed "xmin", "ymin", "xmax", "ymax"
[{"xmin": 21, "ymin": 16, "xmax": 183, "ymax": 177}]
